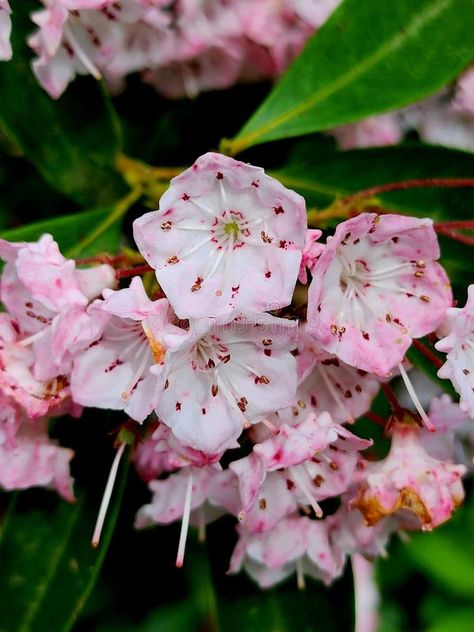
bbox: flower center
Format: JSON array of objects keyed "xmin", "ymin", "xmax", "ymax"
[
  {"xmin": 224, "ymin": 220, "xmax": 240, "ymax": 240},
  {"xmin": 192, "ymin": 335, "xmax": 230, "ymax": 372}
]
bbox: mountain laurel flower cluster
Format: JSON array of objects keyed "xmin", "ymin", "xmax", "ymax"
[{"xmin": 0, "ymin": 151, "xmax": 472, "ymax": 590}]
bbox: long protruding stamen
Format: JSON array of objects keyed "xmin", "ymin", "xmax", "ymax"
[
  {"xmin": 198, "ymin": 506, "xmax": 206, "ymax": 543},
  {"xmin": 176, "ymin": 471, "xmax": 194, "ymax": 568},
  {"xmin": 18, "ymin": 328, "xmax": 48, "ymax": 347},
  {"xmin": 289, "ymin": 467, "xmax": 323, "ymax": 518},
  {"xmin": 397, "ymin": 362, "xmax": 435, "ymax": 431},
  {"xmin": 296, "ymin": 558, "xmax": 306, "ymax": 590},
  {"xmin": 92, "ymin": 442, "xmax": 126, "ymax": 548},
  {"xmin": 64, "ymin": 24, "xmax": 102, "ymax": 80},
  {"xmin": 318, "ymin": 366, "xmax": 354, "ymax": 422},
  {"xmin": 351, "ymin": 554, "xmax": 379, "ymax": 632},
  {"xmin": 262, "ymin": 418, "xmax": 280, "ymax": 434}
]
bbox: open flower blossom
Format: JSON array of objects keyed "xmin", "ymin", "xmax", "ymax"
[
  {"xmin": 0, "ymin": 313, "xmax": 71, "ymax": 420},
  {"xmin": 153, "ymin": 311, "xmax": 299, "ymax": 453},
  {"xmin": 0, "ymin": 234, "xmax": 116, "ymax": 381},
  {"xmin": 229, "ymin": 516, "xmax": 343, "ymax": 589},
  {"xmin": 71, "ymin": 276, "xmax": 170, "ymax": 422},
  {"xmin": 436, "ymin": 284, "xmax": 474, "ymax": 417},
  {"xmin": 0, "ymin": 417, "xmax": 75, "ymax": 500},
  {"xmin": 307, "ymin": 213, "xmax": 452, "ymax": 376},
  {"xmin": 352, "ymin": 418, "xmax": 466, "ymax": 530},
  {"xmin": 134, "ymin": 152, "xmax": 307, "ymax": 319},
  {"xmin": 0, "ymin": 0, "xmax": 11, "ymax": 61}
]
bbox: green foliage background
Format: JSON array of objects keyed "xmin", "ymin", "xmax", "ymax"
[{"xmin": 0, "ymin": 0, "xmax": 474, "ymax": 630}]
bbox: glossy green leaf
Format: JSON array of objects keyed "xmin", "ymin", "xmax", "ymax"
[
  {"xmin": 0, "ymin": 421, "xmax": 129, "ymax": 632},
  {"xmin": 0, "ymin": 0, "xmax": 125, "ymax": 206},
  {"xmin": 0, "ymin": 206, "xmax": 121, "ymax": 258},
  {"xmin": 228, "ymin": 0, "xmax": 474, "ymax": 153}
]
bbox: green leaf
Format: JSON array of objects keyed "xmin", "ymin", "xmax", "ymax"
[
  {"xmin": 0, "ymin": 0, "xmax": 125, "ymax": 206},
  {"xmin": 0, "ymin": 206, "xmax": 122, "ymax": 258},
  {"xmin": 228, "ymin": 0, "xmax": 474, "ymax": 153},
  {"xmin": 0, "ymin": 420, "xmax": 129, "ymax": 632},
  {"xmin": 426, "ymin": 609, "xmax": 474, "ymax": 632}
]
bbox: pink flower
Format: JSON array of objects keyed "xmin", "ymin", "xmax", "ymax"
[
  {"xmin": 352, "ymin": 419, "xmax": 466, "ymax": 530},
  {"xmin": 278, "ymin": 329, "xmax": 380, "ymax": 425},
  {"xmin": 331, "ymin": 502, "xmax": 399, "ymax": 559},
  {"xmin": 307, "ymin": 213, "xmax": 452, "ymax": 376},
  {"xmin": 0, "ymin": 418, "xmax": 75, "ymax": 501},
  {"xmin": 0, "ymin": 0, "xmax": 12, "ymax": 61},
  {"xmin": 133, "ymin": 152, "xmax": 307, "ymax": 318},
  {"xmin": 154, "ymin": 311, "xmax": 299, "ymax": 454},
  {"xmin": 229, "ymin": 515, "xmax": 343, "ymax": 588},
  {"xmin": 436, "ymin": 285, "xmax": 474, "ymax": 417},
  {"xmin": 421, "ymin": 395, "xmax": 473, "ymax": 463},
  {"xmin": 135, "ymin": 465, "xmax": 227, "ymax": 529},
  {"xmin": 133, "ymin": 427, "xmax": 174, "ymax": 483},
  {"xmin": 298, "ymin": 229, "xmax": 323, "ymax": 284},
  {"xmin": 0, "ymin": 234, "xmax": 115, "ymax": 380},
  {"xmin": 230, "ymin": 412, "xmax": 371, "ymax": 526},
  {"xmin": 329, "ymin": 114, "xmax": 403, "ymax": 150},
  {"xmin": 0, "ymin": 392, "xmax": 24, "ymax": 450},
  {"xmin": 226, "ymin": 456, "xmax": 299, "ymax": 533},
  {"xmin": 452, "ymin": 67, "xmax": 474, "ymax": 115},
  {"xmin": 144, "ymin": 43, "xmax": 244, "ymax": 99},
  {"xmin": 71, "ymin": 277, "xmax": 170, "ymax": 422},
  {"xmin": 0, "ymin": 314, "xmax": 70, "ymax": 419}
]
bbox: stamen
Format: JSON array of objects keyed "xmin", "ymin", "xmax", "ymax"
[
  {"xmin": 179, "ymin": 233, "xmax": 213, "ymax": 259},
  {"xmin": 92, "ymin": 442, "xmax": 126, "ymax": 548},
  {"xmin": 64, "ymin": 24, "xmax": 102, "ymax": 80},
  {"xmin": 262, "ymin": 418, "xmax": 280, "ymax": 434},
  {"xmin": 190, "ymin": 198, "xmax": 223, "ymax": 221},
  {"xmin": 397, "ymin": 362, "xmax": 435, "ymax": 431},
  {"xmin": 198, "ymin": 506, "xmax": 206, "ymax": 542},
  {"xmin": 351, "ymin": 554, "xmax": 379, "ymax": 632},
  {"xmin": 176, "ymin": 471, "xmax": 194, "ymax": 568},
  {"xmin": 317, "ymin": 366, "xmax": 354, "ymax": 422},
  {"xmin": 121, "ymin": 343, "xmax": 151, "ymax": 399},
  {"xmin": 216, "ymin": 374, "xmax": 251, "ymax": 428},
  {"xmin": 18, "ymin": 328, "xmax": 48, "ymax": 347},
  {"xmin": 289, "ymin": 467, "xmax": 323, "ymax": 518},
  {"xmin": 296, "ymin": 558, "xmax": 306, "ymax": 590}
]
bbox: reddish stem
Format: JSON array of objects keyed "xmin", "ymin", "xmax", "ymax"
[
  {"xmin": 115, "ymin": 264, "xmax": 154, "ymax": 279},
  {"xmin": 412, "ymin": 339, "xmax": 443, "ymax": 369},
  {"xmin": 435, "ymin": 220, "xmax": 474, "ymax": 230},
  {"xmin": 364, "ymin": 411, "xmax": 386, "ymax": 427},
  {"xmin": 435, "ymin": 226, "xmax": 474, "ymax": 246},
  {"xmin": 76, "ymin": 254, "xmax": 127, "ymax": 266},
  {"xmin": 345, "ymin": 178, "xmax": 474, "ymax": 201},
  {"xmin": 380, "ymin": 382, "xmax": 403, "ymax": 415}
]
